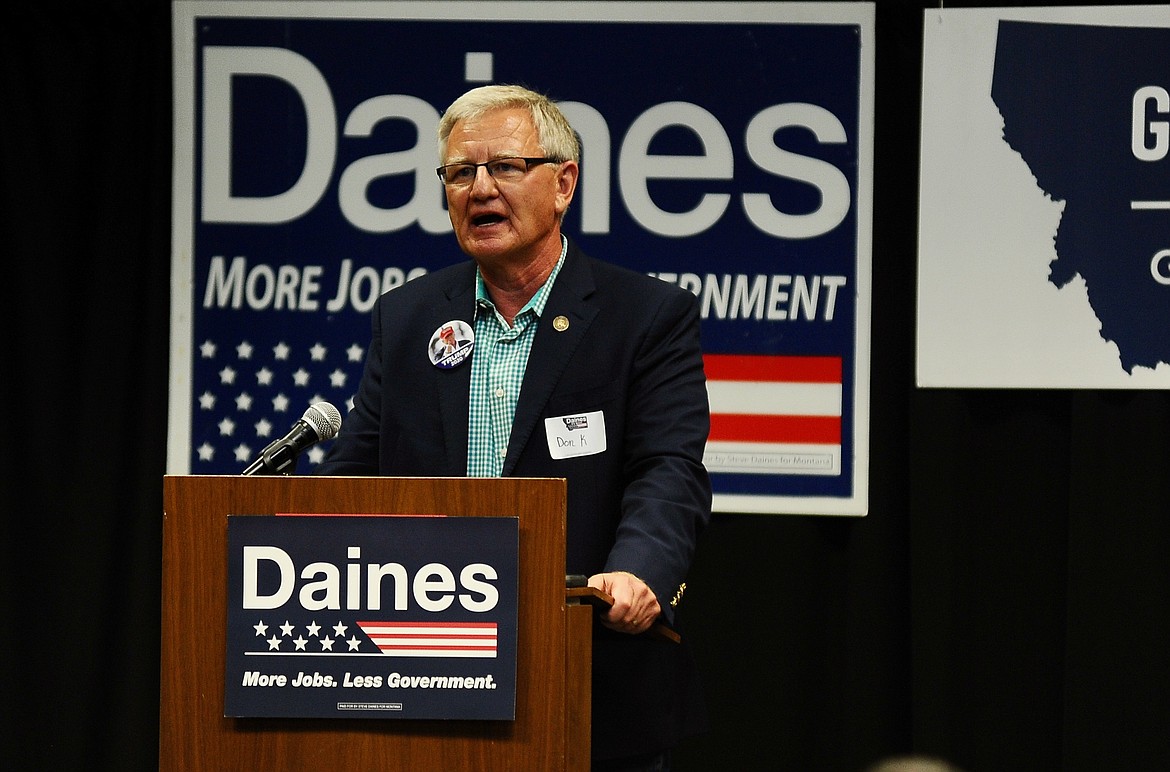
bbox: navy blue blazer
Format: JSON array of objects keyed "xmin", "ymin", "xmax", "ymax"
[{"xmin": 317, "ymin": 239, "xmax": 711, "ymax": 758}]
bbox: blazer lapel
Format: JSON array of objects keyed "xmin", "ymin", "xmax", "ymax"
[
  {"xmin": 503, "ymin": 243, "xmax": 597, "ymax": 476},
  {"xmin": 435, "ymin": 263, "xmax": 477, "ymax": 476}
]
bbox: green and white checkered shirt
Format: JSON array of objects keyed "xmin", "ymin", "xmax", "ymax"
[{"xmin": 466, "ymin": 237, "xmax": 568, "ymax": 477}]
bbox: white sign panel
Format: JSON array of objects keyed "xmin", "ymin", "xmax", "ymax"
[{"xmin": 918, "ymin": 6, "xmax": 1170, "ymax": 388}]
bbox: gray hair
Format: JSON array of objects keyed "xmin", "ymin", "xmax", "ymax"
[{"xmin": 437, "ymin": 84, "xmax": 580, "ymax": 164}]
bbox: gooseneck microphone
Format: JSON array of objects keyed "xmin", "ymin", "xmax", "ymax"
[{"xmin": 242, "ymin": 401, "xmax": 343, "ymax": 475}]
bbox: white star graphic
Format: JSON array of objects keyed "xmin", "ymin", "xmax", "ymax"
[
  {"xmin": 267, "ymin": 636, "xmax": 281, "ymax": 651},
  {"xmin": 199, "ymin": 391, "xmax": 216, "ymax": 410},
  {"xmin": 280, "ymin": 621, "xmax": 295, "ymax": 637},
  {"xmin": 320, "ymin": 637, "xmax": 334, "ymax": 651},
  {"xmin": 272, "ymin": 393, "xmax": 290, "ymax": 413},
  {"xmin": 256, "ymin": 367, "xmax": 274, "ymax": 386},
  {"xmin": 236, "ymin": 341, "xmax": 254, "ymax": 359},
  {"xmin": 254, "ymin": 621, "xmax": 268, "ymax": 637},
  {"xmin": 306, "ymin": 621, "xmax": 321, "ymax": 637},
  {"xmin": 293, "ymin": 636, "xmax": 308, "ymax": 651},
  {"xmin": 197, "ymin": 442, "xmax": 215, "ymax": 461},
  {"xmin": 347, "ymin": 636, "xmax": 362, "ymax": 651},
  {"xmin": 273, "ymin": 341, "xmax": 291, "ymax": 360},
  {"xmin": 235, "ymin": 392, "xmax": 253, "ymax": 411},
  {"xmin": 234, "ymin": 444, "xmax": 252, "ymax": 463},
  {"xmin": 218, "ymin": 417, "xmax": 236, "ymax": 436},
  {"xmin": 293, "ymin": 368, "xmax": 310, "ymax": 387},
  {"xmin": 309, "ymin": 342, "xmax": 327, "ymax": 361},
  {"xmin": 218, "ymin": 365, "xmax": 237, "ymax": 385},
  {"xmin": 347, "ymin": 343, "xmax": 364, "ymax": 362},
  {"xmin": 254, "ymin": 417, "xmax": 273, "ymax": 438},
  {"xmin": 330, "ymin": 369, "xmax": 348, "ymax": 388},
  {"xmin": 333, "ymin": 622, "xmax": 348, "ymax": 637},
  {"xmin": 307, "ymin": 445, "xmax": 326, "ymax": 465},
  {"xmin": 200, "ymin": 339, "xmax": 217, "ymax": 358}
]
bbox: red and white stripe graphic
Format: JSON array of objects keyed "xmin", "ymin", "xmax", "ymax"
[
  {"xmin": 703, "ymin": 354, "xmax": 843, "ymax": 475},
  {"xmin": 356, "ymin": 621, "xmax": 498, "ymax": 658}
]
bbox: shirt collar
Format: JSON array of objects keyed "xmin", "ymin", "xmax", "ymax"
[{"xmin": 475, "ymin": 235, "xmax": 568, "ymax": 319}]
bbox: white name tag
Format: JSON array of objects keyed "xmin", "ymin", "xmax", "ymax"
[{"xmin": 544, "ymin": 410, "xmax": 607, "ymax": 459}]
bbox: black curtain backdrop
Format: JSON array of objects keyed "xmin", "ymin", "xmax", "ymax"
[{"xmin": 4, "ymin": 2, "xmax": 1166, "ymax": 770}]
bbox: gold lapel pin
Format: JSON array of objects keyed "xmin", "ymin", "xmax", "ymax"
[{"xmin": 552, "ymin": 315, "xmax": 570, "ymax": 332}]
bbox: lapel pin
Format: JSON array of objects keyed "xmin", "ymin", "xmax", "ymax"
[{"xmin": 553, "ymin": 315, "xmax": 570, "ymax": 332}]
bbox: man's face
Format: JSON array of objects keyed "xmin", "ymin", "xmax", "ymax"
[{"xmin": 442, "ymin": 107, "xmax": 577, "ymax": 270}]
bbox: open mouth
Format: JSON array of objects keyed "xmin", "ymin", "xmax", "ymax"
[{"xmin": 472, "ymin": 213, "xmax": 506, "ymax": 227}]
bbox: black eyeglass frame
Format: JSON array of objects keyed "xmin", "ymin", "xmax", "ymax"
[{"xmin": 435, "ymin": 156, "xmax": 560, "ymax": 186}]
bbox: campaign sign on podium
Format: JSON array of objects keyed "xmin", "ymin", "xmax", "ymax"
[{"xmin": 224, "ymin": 514, "xmax": 519, "ymax": 720}]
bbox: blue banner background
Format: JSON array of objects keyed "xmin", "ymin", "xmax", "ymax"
[{"xmin": 173, "ymin": 4, "xmax": 873, "ymax": 514}]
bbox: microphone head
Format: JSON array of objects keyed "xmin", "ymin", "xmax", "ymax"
[{"xmin": 302, "ymin": 401, "xmax": 343, "ymax": 441}]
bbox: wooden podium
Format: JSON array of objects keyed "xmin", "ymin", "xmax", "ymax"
[{"xmin": 160, "ymin": 475, "xmax": 593, "ymax": 771}]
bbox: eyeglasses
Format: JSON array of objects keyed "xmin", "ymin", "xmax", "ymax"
[{"xmin": 435, "ymin": 157, "xmax": 559, "ymax": 187}]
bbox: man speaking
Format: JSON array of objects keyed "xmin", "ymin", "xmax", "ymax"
[{"xmin": 316, "ymin": 84, "xmax": 711, "ymax": 770}]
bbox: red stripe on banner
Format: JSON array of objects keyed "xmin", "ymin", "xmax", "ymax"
[
  {"xmin": 277, "ymin": 513, "xmax": 447, "ymax": 518},
  {"xmin": 709, "ymin": 414, "xmax": 841, "ymax": 444},
  {"xmin": 374, "ymin": 644, "xmax": 497, "ymax": 652},
  {"xmin": 357, "ymin": 621, "xmax": 497, "ymax": 628},
  {"xmin": 365, "ymin": 632, "xmax": 497, "ymax": 640},
  {"xmin": 358, "ymin": 621, "xmax": 498, "ymax": 654},
  {"xmin": 703, "ymin": 354, "xmax": 842, "ymax": 383}
]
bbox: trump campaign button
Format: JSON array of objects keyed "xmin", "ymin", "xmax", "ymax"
[{"xmin": 428, "ymin": 320, "xmax": 474, "ymax": 369}]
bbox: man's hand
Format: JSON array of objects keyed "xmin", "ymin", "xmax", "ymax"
[{"xmin": 588, "ymin": 571, "xmax": 662, "ymax": 635}]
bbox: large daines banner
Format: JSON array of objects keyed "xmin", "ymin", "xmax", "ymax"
[{"xmin": 169, "ymin": 1, "xmax": 875, "ymax": 515}]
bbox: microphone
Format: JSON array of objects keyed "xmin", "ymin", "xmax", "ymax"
[{"xmin": 242, "ymin": 401, "xmax": 343, "ymax": 476}]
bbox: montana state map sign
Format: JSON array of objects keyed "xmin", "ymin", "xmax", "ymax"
[{"xmin": 919, "ymin": 6, "xmax": 1170, "ymax": 388}]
